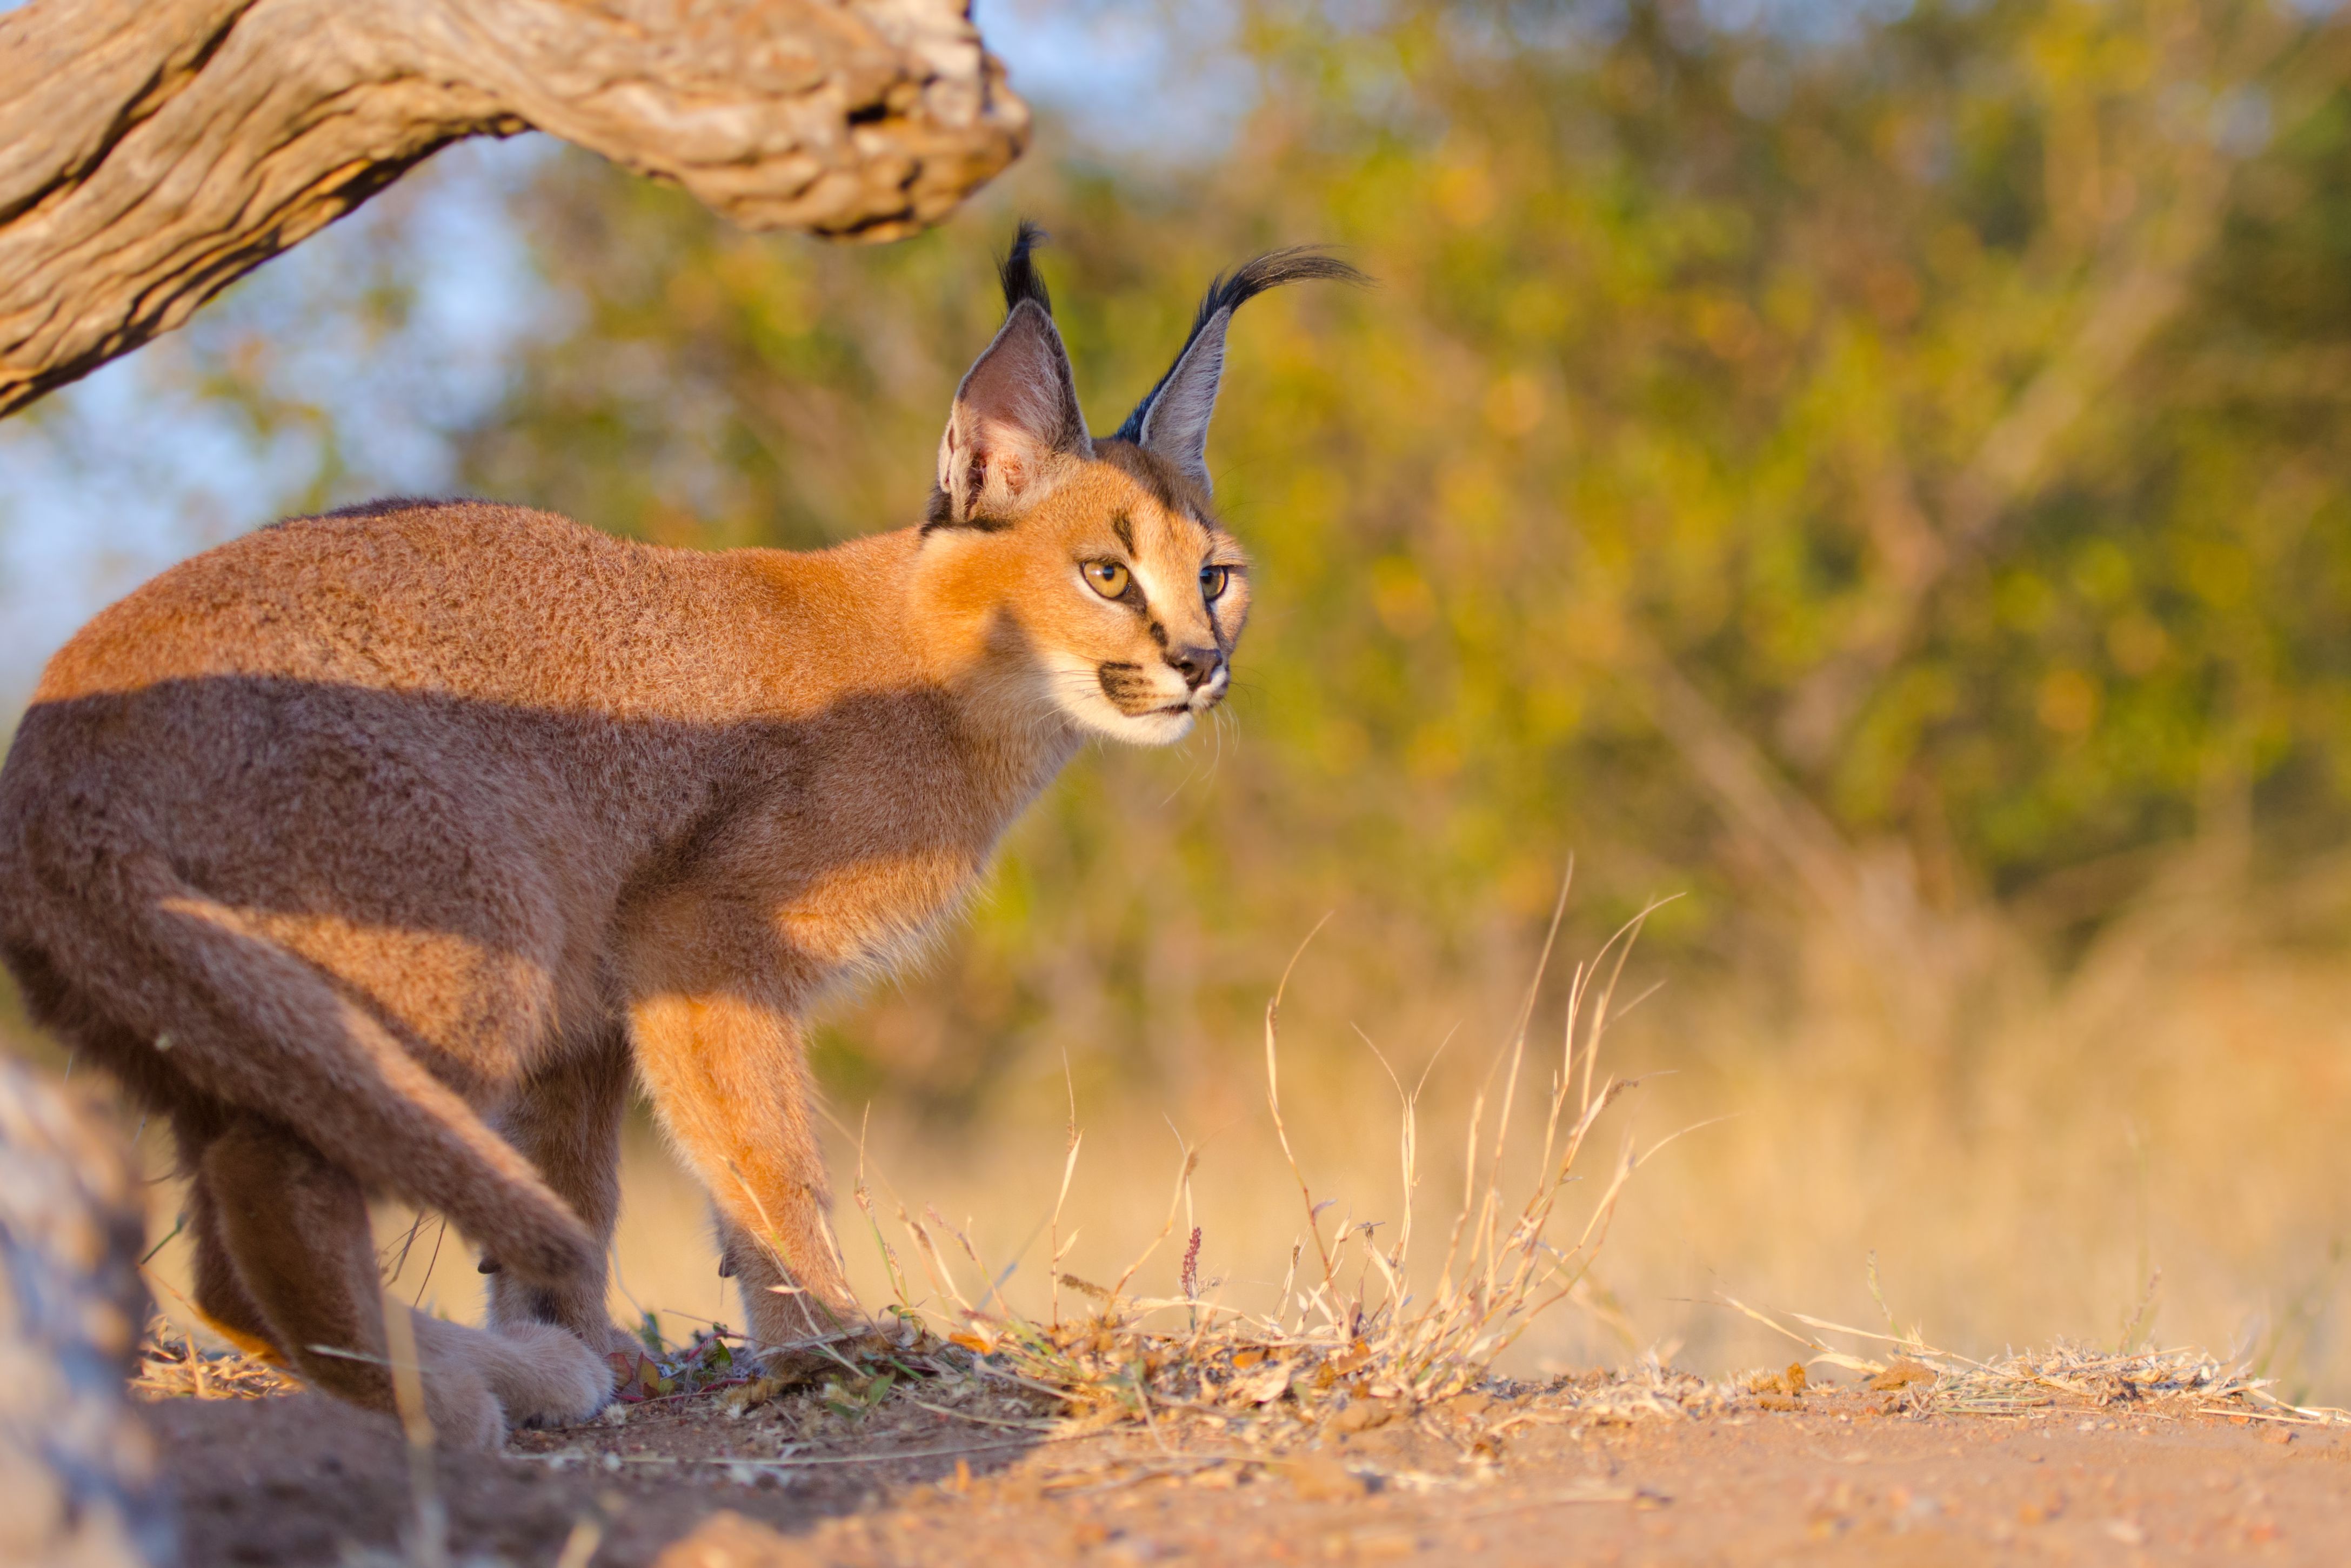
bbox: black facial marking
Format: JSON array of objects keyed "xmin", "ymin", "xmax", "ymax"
[
  {"xmin": 1112, "ymin": 513, "xmax": 1135, "ymax": 553},
  {"xmin": 1097, "ymin": 660, "xmax": 1160, "ymax": 715},
  {"xmin": 1147, "ymin": 620, "xmax": 1170, "ymax": 650}
]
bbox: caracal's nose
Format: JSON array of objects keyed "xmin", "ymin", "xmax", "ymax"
[{"xmin": 1166, "ymin": 645, "xmax": 1224, "ymax": 690}]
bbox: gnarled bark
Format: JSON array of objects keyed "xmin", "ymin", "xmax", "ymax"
[{"xmin": 0, "ymin": 0, "xmax": 1028, "ymax": 417}]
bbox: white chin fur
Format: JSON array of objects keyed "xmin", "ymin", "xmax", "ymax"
[{"xmin": 1065, "ymin": 698, "xmax": 1195, "ymax": 746}]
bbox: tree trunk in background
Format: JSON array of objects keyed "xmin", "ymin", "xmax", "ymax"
[{"xmin": 0, "ymin": 0, "xmax": 1028, "ymax": 417}]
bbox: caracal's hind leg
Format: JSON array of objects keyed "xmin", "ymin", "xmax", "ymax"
[
  {"xmin": 485, "ymin": 1030, "xmax": 642, "ymax": 1365},
  {"xmin": 183, "ymin": 1165, "xmax": 282, "ymax": 1362},
  {"xmin": 628, "ymin": 986, "xmax": 860, "ymax": 1351},
  {"xmin": 201, "ymin": 1118, "xmax": 607, "ymax": 1446},
  {"xmin": 200, "ymin": 1117, "xmax": 499, "ymax": 1445}
]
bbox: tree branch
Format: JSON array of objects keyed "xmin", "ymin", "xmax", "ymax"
[{"xmin": 0, "ymin": 0, "xmax": 1028, "ymax": 417}]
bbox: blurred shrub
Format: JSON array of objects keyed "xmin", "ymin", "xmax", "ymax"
[{"xmin": 446, "ymin": 0, "xmax": 2351, "ymax": 1110}]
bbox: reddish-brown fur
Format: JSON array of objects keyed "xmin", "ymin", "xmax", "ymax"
[{"xmin": 0, "ymin": 237, "xmax": 1308, "ymax": 1440}]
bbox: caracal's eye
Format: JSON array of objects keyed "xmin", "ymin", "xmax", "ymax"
[
  {"xmin": 1200, "ymin": 565, "xmax": 1231, "ymax": 603},
  {"xmin": 1083, "ymin": 560, "xmax": 1131, "ymax": 599}
]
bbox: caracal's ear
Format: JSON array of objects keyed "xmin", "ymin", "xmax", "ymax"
[
  {"xmin": 931, "ymin": 221, "xmax": 1092, "ymax": 530},
  {"xmin": 1114, "ymin": 246, "xmax": 1366, "ymax": 495}
]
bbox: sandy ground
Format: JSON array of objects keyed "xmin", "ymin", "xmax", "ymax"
[{"xmin": 145, "ymin": 1376, "xmax": 2351, "ymax": 1567}]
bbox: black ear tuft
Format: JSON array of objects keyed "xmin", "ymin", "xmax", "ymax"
[
  {"xmin": 1114, "ymin": 248, "xmax": 1366, "ymax": 444},
  {"xmin": 932, "ymin": 229, "xmax": 1093, "ymax": 529},
  {"xmin": 999, "ymin": 219, "xmax": 1053, "ymax": 317}
]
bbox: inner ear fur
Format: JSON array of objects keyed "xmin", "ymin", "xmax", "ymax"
[{"xmin": 934, "ymin": 300, "xmax": 1092, "ymax": 529}]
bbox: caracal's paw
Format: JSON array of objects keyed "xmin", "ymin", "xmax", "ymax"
[
  {"xmin": 481, "ymin": 1322, "xmax": 614, "ymax": 1430},
  {"xmin": 417, "ymin": 1366, "xmax": 504, "ymax": 1452},
  {"xmin": 415, "ymin": 1315, "xmax": 610, "ymax": 1436}
]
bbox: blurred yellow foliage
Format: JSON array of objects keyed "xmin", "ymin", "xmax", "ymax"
[{"xmin": 451, "ymin": 0, "xmax": 2351, "ymax": 1096}]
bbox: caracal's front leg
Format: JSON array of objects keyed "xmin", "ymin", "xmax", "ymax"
[{"xmin": 628, "ymin": 980, "xmax": 858, "ymax": 1349}]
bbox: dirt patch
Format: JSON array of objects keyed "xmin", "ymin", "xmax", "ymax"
[{"xmin": 149, "ymin": 1376, "xmax": 2351, "ymax": 1566}]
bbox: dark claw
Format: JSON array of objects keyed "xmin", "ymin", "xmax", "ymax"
[{"xmin": 717, "ymin": 1254, "xmax": 735, "ymax": 1278}]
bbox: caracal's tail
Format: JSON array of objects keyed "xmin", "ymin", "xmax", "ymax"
[{"xmin": 18, "ymin": 851, "xmax": 595, "ymax": 1287}]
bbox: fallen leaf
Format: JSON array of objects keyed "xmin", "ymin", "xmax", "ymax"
[
  {"xmin": 1866, "ymin": 1359, "xmax": 1936, "ymax": 1393},
  {"xmin": 1231, "ymin": 1358, "xmax": 1297, "ymax": 1406},
  {"xmin": 722, "ymin": 1376, "xmax": 790, "ymax": 1415}
]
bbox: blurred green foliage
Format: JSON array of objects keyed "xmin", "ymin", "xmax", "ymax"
[{"xmin": 448, "ymin": 0, "xmax": 2351, "ymax": 1106}]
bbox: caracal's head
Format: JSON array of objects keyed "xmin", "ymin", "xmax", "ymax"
[{"xmin": 918, "ymin": 224, "xmax": 1361, "ymax": 746}]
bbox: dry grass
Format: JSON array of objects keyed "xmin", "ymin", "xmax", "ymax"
[
  {"xmin": 653, "ymin": 877, "xmax": 2321, "ymax": 1444},
  {"xmin": 758, "ymin": 877, "xmax": 1696, "ymax": 1443},
  {"xmin": 132, "ymin": 1319, "xmax": 299, "ymax": 1402},
  {"xmin": 1711, "ymin": 1289, "xmax": 2349, "ymax": 1429}
]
